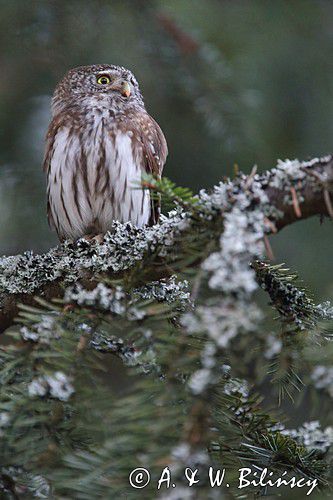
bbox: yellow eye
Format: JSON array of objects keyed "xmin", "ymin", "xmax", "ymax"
[{"xmin": 96, "ymin": 75, "xmax": 111, "ymax": 85}]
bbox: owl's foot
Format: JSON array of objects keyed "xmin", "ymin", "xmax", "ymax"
[
  {"xmin": 91, "ymin": 233, "xmax": 105, "ymax": 244},
  {"xmin": 81, "ymin": 233, "xmax": 105, "ymax": 244}
]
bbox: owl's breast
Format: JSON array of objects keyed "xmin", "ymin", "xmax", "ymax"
[{"xmin": 47, "ymin": 116, "xmax": 150, "ymax": 240}]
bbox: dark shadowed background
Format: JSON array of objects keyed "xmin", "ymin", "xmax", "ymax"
[{"xmin": 0, "ymin": 0, "xmax": 332, "ymax": 298}]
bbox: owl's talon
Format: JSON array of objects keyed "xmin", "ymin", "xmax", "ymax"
[
  {"xmin": 91, "ymin": 233, "xmax": 105, "ymax": 244},
  {"xmin": 80, "ymin": 233, "xmax": 104, "ymax": 244},
  {"xmin": 81, "ymin": 234, "xmax": 94, "ymax": 242}
]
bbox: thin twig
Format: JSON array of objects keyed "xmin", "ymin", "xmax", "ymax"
[
  {"xmin": 299, "ymin": 166, "xmax": 323, "ymax": 182},
  {"xmin": 290, "ymin": 186, "xmax": 302, "ymax": 218},
  {"xmin": 244, "ymin": 165, "xmax": 258, "ymax": 189},
  {"xmin": 264, "ymin": 217, "xmax": 278, "ymax": 234},
  {"xmin": 156, "ymin": 12, "xmax": 199, "ymax": 55},
  {"xmin": 323, "ymin": 189, "xmax": 333, "ymax": 218},
  {"xmin": 264, "ymin": 235, "xmax": 275, "ymax": 261}
]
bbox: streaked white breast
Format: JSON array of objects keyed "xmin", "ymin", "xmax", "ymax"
[{"xmin": 47, "ymin": 111, "xmax": 150, "ymax": 240}]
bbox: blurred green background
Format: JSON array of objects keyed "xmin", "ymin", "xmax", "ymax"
[{"xmin": 0, "ymin": 0, "xmax": 332, "ymax": 297}]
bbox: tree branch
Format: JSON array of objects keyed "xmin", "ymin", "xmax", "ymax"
[
  {"xmin": 0, "ymin": 154, "xmax": 332, "ymax": 334},
  {"xmin": 262, "ymin": 155, "xmax": 333, "ymax": 230}
]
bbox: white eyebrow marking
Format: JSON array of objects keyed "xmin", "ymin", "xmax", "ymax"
[{"xmin": 96, "ymin": 71, "xmax": 113, "ymax": 75}]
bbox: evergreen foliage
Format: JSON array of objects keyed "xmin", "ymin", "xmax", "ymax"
[{"xmin": 0, "ymin": 158, "xmax": 332, "ymax": 498}]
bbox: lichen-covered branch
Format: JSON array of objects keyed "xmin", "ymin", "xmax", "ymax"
[
  {"xmin": 1, "ymin": 154, "xmax": 333, "ymax": 498},
  {"xmin": 261, "ymin": 155, "xmax": 333, "ymax": 230},
  {"xmin": 0, "ymin": 154, "xmax": 332, "ymax": 334}
]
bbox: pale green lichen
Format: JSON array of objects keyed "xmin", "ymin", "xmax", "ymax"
[
  {"xmin": 0, "ymin": 210, "xmax": 188, "ymax": 301},
  {"xmin": 28, "ymin": 371, "xmax": 75, "ymax": 402},
  {"xmin": 0, "ymin": 156, "xmax": 330, "ymax": 319}
]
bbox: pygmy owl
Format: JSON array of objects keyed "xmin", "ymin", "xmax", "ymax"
[{"xmin": 43, "ymin": 64, "xmax": 168, "ymax": 241}]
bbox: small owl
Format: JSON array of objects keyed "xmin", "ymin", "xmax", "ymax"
[{"xmin": 43, "ymin": 64, "xmax": 168, "ymax": 242}]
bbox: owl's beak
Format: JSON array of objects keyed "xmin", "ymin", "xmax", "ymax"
[{"xmin": 110, "ymin": 80, "xmax": 131, "ymax": 98}]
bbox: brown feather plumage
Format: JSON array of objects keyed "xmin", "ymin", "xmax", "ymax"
[{"xmin": 43, "ymin": 64, "xmax": 167, "ymax": 241}]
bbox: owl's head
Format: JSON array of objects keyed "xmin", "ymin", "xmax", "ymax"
[{"xmin": 52, "ymin": 64, "xmax": 145, "ymax": 115}]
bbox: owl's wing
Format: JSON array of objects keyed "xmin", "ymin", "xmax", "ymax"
[
  {"xmin": 137, "ymin": 113, "xmax": 168, "ymax": 225},
  {"xmin": 42, "ymin": 116, "xmax": 64, "ymax": 233}
]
